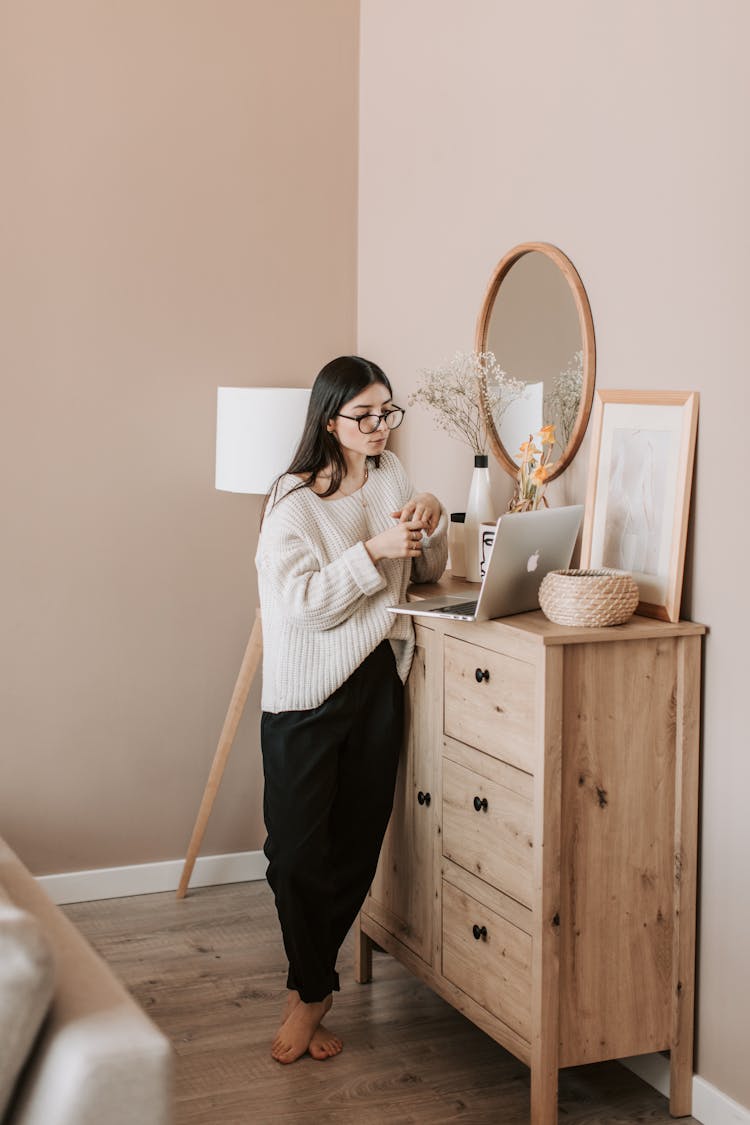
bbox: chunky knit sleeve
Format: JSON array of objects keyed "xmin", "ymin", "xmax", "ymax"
[
  {"xmin": 412, "ymin": 508, "xmax": 449, "ymax": 584},
  {"xmin": 257, "ymin": 510, "xmax": 387, "ymax": 631},
  {"xmin": 384, "ymin": 453, "xmax": 449, "ymax": 585}
]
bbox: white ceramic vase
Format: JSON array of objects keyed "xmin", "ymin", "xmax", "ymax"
[{"xmin": 464, "ymin": 455, "xmax": 495, "ymax": 582}]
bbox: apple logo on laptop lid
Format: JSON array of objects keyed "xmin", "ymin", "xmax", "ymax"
[{"xmin": 527, "ymin": 549, "xmax": 541, "ymax": 573}]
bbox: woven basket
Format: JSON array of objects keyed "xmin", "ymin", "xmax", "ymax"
[{"xmin": 538, "ymin": 568, "xmax": 639, "ymax": 627}]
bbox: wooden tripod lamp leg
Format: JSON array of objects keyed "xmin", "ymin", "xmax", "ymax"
[{"xmin": 176, "ymin": 611, "xmax": 263, "ymax": 899}]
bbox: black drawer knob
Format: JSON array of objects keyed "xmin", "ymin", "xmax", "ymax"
[
  {"xmin": 417, "ymin": 790, "xmax": 431, "ymax": 807},
  {"xmin": 475, "ymin": 668, "xmax": 490, "ymax": 683},
  {"xmin": 473, "ymin": 795, "xmax": 488, "ymax": 813},
  {"xmin": 472, "ymin": 924, "xmax": 488, "ymax": 941}
]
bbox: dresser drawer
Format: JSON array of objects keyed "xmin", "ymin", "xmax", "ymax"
[
  {"xmin": 444, "ymin": 636, "xmax": 536, "ymax": 773},
  {"xmin": 443, "ymin": 757, "xmax": 534, "ymax": 909},
  {"xmin": 442, "ymin": 879, "xmax": 532, "ymax": 1042}
]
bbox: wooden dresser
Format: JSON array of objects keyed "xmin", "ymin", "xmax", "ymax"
[{"xmin": 355, "ymin": 578, "xmax": 704, "ymax": 1124}]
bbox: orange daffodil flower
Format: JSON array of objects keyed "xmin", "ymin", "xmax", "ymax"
[
  {"xmin": 510, "ymin": 423, "xmax": 557, "ymax": 512},
  {"xmin": 518, "ymin": 438, "xmax": 541, "ymax": 462}
]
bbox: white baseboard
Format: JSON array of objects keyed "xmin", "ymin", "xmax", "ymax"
[
  {"xmin": 621, "ymin": 1055, "xmax": 750, "ymax": 1125},
  {"xmin": 36, "ymin": 849, "xmax": 268, "ymax": 905},
  {"xmin": 693, "ymin": 1078, "xmax": 750, "ymax": 1125}
]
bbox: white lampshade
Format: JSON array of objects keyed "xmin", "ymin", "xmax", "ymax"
[{"xmin": 215, "ymin": 387, "xmax": 311, "ymax": 494}]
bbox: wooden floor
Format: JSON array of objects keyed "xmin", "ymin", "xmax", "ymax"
[{"xmin": 63, "ymin": 881, "xmax": 696, "ymax": 1125}]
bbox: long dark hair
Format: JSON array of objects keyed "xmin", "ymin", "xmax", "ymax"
[{"xmin": 262, "ymin": 355, "xmax": 393, "ymax": 522}]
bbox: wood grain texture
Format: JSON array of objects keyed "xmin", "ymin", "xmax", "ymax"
[
  {"xmin": 177, "ymin": 610, "xmax": 263, "ymax": 899},
  {"xmin": 429, "ymin": 623, "xmax": 447, "ymax": 974},
  {"xmin": 406, "ymin": 578, "xmax": 705, "ymax": 648},
  {"xmin": 442, "ymin": 757, "xmax": 534, "ymax": 908},
  {"xmin": 63, "ymin": 881, "xmax": 698, "ymax": 1124},
  {"xmin": 364, "ymin": 624, "xmax": 436, "ymax": 964},
  {"xmin": 377, "ymin": 597, "xmax": 702, "ymax": 1122},
  {"xmin": 442, "ymin": 860, "xmax": 533, "ymax": 938},
  {"xmin": 442, "ymin": 880, "xmax": 532, "ymax": 1041},
  {"xmin": 443, "ymin": 735, "xmax": 534, "ymax": 799},
  {"xmin": 670, "ymin": 635, "xmax": 702, "ymax": 1115},
  {"xmin": 559, "ymin": 638, "xmax": 677, "ymax": 1065},
  {"xmin": 362, "ymin": 909, "xmax": 533, "ymax": 1067},
  {"xmin": 354, "ymin": 917, "xmax": 372, "ymax": 985},
  {"xmin": 444, "ymin": 635, "xmax": 537, "ymax": 772},
  {"xmin": 530, "ymin": 645, "xmax": 564, "ymax": 1124}
]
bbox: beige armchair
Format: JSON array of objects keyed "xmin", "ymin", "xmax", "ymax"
[{"xmin": 0, "ymin": 839, "xmax": 173, "ymax": 1125}]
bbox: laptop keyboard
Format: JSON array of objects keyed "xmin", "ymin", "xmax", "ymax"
[{"xmin": 437, "ymin": 600, "xmax": 478, "ymax": 615}]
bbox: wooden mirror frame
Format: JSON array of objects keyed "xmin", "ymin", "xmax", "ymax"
[{"xmin": 474, "ymin": 241, "xmax": 596, "ymax": 481}]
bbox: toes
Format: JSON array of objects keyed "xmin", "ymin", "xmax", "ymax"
[
  {"xmin": 309, "ymin": 1026, "xmax": 343, "ymax": 1060},
  {"xmin": 310, "ymin": 1041, "xmax": 342, "ymax": 1060},
  {"xmin": 310, "ymin": 1046, "xmax": 332, "ymax": 1060},
  {"xmin": 272, "ymin": 1041, "xmax": 300, "ymax": 1065}
]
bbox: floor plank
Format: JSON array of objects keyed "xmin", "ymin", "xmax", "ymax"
[{"xmin": 63, "ymin": 882, "xmax": 697, "ymax": 1124}]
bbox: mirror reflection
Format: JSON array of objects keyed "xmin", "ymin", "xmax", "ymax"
[
  {"xmin": 485, "ymin": 251, "xmax": 582, "ymax": 465},
  {"xmin": 475, "ymin": 242, "xmax": 596, "ymax": 481}
]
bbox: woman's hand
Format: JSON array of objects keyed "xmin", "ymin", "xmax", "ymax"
[
  {"xmin": 366, "ymin": 519, "xmax": 426, "ymax": 562},
  {"xmin": 391, "ymin": 493, "xmax": 441, "ymax": 536}
]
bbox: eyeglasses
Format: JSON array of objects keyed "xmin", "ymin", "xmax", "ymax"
[{"xmin": 335, "ymin": 407, "xmax": 406, "ymax": 434}]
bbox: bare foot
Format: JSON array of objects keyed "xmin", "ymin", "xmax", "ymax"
[
  {"xmin": 278, "ymin": 989, "xmax": 300, "ymax": 1027},
  {"xmin": 308, "ymin": 1021, "xmax": 343, "ymax": 1060},
  {"xmin": 273, "ymin": 991, "xmax": 342, "ymax": 1061},
  {"xmin": 271, "ymin": 995, "xmax": 331, "ymax": 1064},
  {"xmin": 271, "ymin": 989, "xmax": 300, "ymax": 1058}
]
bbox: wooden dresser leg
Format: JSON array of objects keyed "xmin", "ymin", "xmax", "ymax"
[
  {"xmin": 354, "ymin": 914, "xmax": 373, "ymax": 983},
  {"xmin": 669, "ymin": 1045, "xmax": 693, "ymax": 1117},
  {"xmin": 530, "ymin": 1061, "xmax": 558, "ymax": 1125},
  {"xmin": 530, "ymin": 646, "xmax": 563, "ymax": 1125},
  {"xmin": 669, "ymin": 635, "xmax": 699, "ymax": 1118}
]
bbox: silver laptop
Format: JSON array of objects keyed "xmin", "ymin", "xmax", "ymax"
[{"xmin": 388, "ymin": 505, "xmax": 584, "ymax": 622}]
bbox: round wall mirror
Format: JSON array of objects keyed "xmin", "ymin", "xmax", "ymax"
[{"xmin": 474, "ymin": 242, "xmax": 596, "ymax": 480}]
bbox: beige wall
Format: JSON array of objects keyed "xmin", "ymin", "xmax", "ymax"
[
  {"xmin": 358, "ymin": 0, "xmax": 749, "ymax": 1109},
  {"xmin": 0, "ymin": 1, "xmax": 358, "ymax": 871}
]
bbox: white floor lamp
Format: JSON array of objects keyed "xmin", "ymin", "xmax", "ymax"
[{"xmin": 176, "ymin": 386, "xmax": 310, "ymax": 899}]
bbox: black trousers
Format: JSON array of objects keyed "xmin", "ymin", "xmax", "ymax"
[{"xmin": 261, "ymin": 641, "xmax": 403, "ymax": 1003}]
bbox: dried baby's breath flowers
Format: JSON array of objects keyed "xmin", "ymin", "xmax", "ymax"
[
  {"xmin": 409, "ymin": 351, "xmax": 526, "ymax": 456},
  {"xmin": 543, "ymin": 349, "xmax": 583, "ymax": 447}
]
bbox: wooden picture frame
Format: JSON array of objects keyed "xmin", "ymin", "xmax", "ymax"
[{"xmin": 580, "ymin": 389, "xmax": 699, "ymax": 622}]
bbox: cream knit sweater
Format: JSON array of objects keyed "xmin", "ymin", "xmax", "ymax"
[{"xmin": 256, "ymin": 451, "xmax": 448, "ymax": 712}]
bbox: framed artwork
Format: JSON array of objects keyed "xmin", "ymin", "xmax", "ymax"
[{"xmin": 580, "ymin": 389, "xmax": 699, "ymax": 622}]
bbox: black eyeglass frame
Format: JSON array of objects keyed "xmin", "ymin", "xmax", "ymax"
[{"xmin": 335, "ymin": 406, "xmax": 406, "ymax": 434}]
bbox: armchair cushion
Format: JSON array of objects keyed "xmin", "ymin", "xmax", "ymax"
[{"xmin": 0, "ymin": 885, "xmax": 56, "ymax": 1119}]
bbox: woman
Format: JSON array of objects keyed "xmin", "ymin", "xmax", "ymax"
[{"xmin": 256, "ymin": 355, "xmax": 448, "ymax": 1064}]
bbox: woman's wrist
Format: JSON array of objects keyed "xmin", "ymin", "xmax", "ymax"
[{"xmin": 365, "ymin": 538, "xmax": 381, "ymax": 563}]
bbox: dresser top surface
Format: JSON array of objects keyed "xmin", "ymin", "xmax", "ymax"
[{"xmin": 407, "ymin": 574, "xmax": 705, "ymax": 645}]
